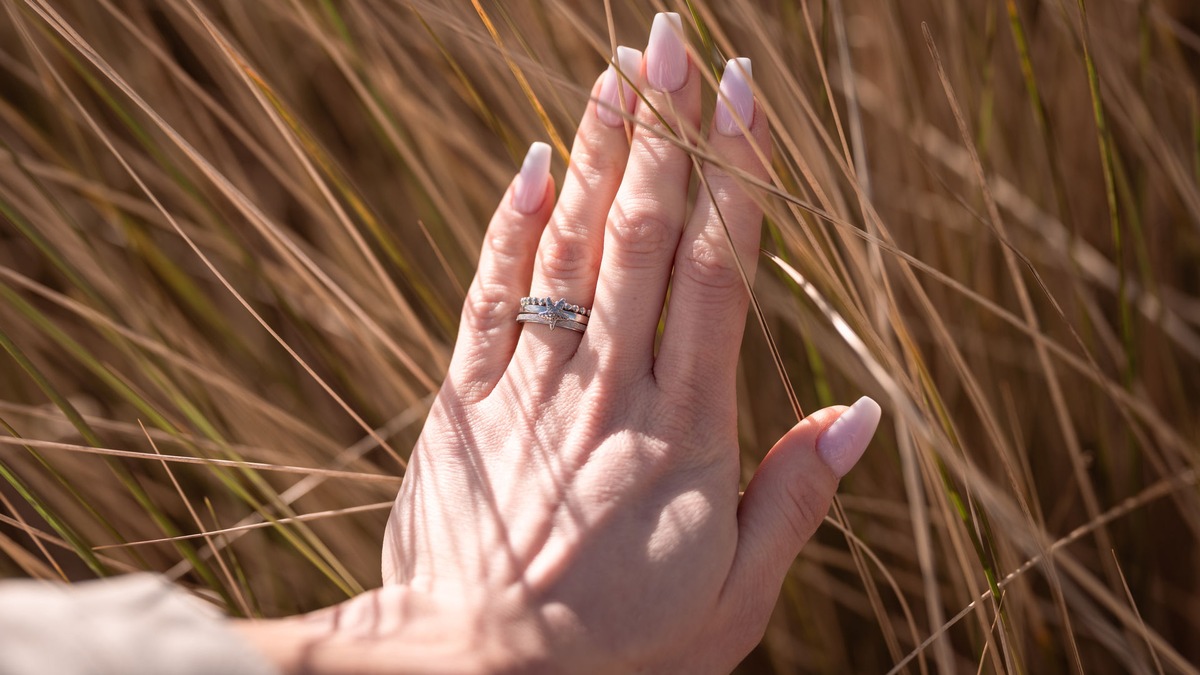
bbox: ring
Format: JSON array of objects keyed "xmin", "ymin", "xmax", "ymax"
[{"xmin": 517, "ymin": 296, "xmax": 591, "ymax": 333}]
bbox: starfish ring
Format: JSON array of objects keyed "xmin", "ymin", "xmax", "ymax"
[{"xmin": 516, "ymin": 296, "xmax": 591, "ymax": 334}]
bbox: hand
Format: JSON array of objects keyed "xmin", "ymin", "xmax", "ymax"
[{"xmin": 237, "ymin": 12, "xmax": 880, "ymax": 674}]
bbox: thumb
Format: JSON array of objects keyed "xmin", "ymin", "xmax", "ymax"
[{"xmin": 722, "ymin": 397, "xmax": 881, "ymax": 625}]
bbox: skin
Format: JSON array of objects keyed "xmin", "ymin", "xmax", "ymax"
[{"xmin": 236, "ymin": 24, "xmax": 866, "ymax": 674}]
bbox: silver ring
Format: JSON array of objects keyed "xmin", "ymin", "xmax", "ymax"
[
  {"xmin": 521, "ymin": 304, "xmax": 589, "ymax": 322},
  {"xmin": 516, "ymin": 296, "xmax": 591, "ymax": 333},
  {"xmin": 519, "ymin": 296, "xmax": 591, "ymax": 316},
  {"xmin": 517, "ymin": 313, "xmax": 587, "ymax": 333}
]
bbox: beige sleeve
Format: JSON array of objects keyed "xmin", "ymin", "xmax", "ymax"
[{"xmin": 0, "ymin": 573, "xmax": 278, "ymax": 675}]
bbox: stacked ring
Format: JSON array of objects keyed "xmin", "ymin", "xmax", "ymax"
[
  {"xmin": 517, "ymin": 296, "xmax": 591, "ymax": 333},
  {"xmin": 519, "ymin": 297, "xmax": 591, "ymax": 316}
]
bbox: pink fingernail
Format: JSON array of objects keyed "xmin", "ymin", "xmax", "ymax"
[
  {"xmin": 646, "ymin": 12, "xmax": 687, "ymax": 92},
  {"xmin": 816, "ymin": 397, "xmax": 881, "ymax": 478},
  {"xmin": 597, "ymin": 46, "xmax": 642, "ymax": 127},
  {"xmin": 512, "ymin": 142, "xmax": 551, "ymax": 214},
  {"xmin": 715, "ymin": 58, "xmax": 754, "ymax": 137}
]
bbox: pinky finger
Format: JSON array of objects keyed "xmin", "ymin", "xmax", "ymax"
[{"xmin": 447, "ymin": 142, "xmax": 554, "ymax": 399}]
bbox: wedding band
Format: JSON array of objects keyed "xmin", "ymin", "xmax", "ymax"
[
  {"xmin": 516, "ymin": 296, "xmax": 591, "ymax": 333},
  {"xmin": 521, "ymin": 304, "xmax": 589, "ymax": 321},
  {"xmin": 517, "ymin": 313, "xmax": 587, "ymax": 333}
]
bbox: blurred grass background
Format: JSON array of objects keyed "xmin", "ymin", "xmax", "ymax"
[{"xmin": 1, "ymin": 0, "xmax": 1198, "ymax": 672}]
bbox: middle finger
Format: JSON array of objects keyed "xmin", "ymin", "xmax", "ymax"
[{"xmin": 583, "ymin": 13, "xmax": 701, "ymax": 376}]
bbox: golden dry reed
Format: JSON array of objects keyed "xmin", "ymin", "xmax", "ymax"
[{"xmin": 0, "ymin": 1, "xmax": 1198, "ymax": 673}]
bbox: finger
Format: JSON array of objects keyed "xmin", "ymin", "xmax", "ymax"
[
  {"xmin": 655, "ymin": 58, "xmax": 770, "ymax": 392},
  {"xmin": 585, "ymin": 12, "xmax": 700, "ymax": 375},
  {"xmin": 515, "ymin": 47, "xmax": 642, "ymax": 360},
  {"xmin": 718, "ymin": 399, "xmax": 881, "ymax": 646},
  {"xmin": 447, "ymin": 142, "xmax": 554, "ymax": 399}
]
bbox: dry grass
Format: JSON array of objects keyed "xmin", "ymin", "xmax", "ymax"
[{"xmin": 0, "ymin": 0, "xmax": 1198, "ymax": 672}]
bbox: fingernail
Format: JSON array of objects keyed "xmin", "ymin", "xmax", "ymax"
[
  {"xmin": 646, "ymin": 12, "xmax": 687, "ymax": 92},
  {"xmin": 715, "ymin": 57, "xmax": 754, "ymax": 137},
  {"xmin": 597, "ymin": 46, "xmax": 642, "ymax": 127},
  {"xmin": 512, "ymin": 142, "xmax": 551, "ymax": 214},
  {"xmin": 816, "ymin": 396, "xmax": 881, "ymax": 478}
]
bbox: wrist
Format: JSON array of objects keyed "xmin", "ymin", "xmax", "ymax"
[{"xmin": 234, "ymin": 585, "xmax": 548, "ymax": 675}]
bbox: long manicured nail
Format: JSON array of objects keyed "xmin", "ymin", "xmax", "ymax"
[
  {"xmin": 816, "ymin": 397, "xmax": 881, "ymax": 478},
  {"xmin": 512, "ymin": 142, "xmax": 551, "ymax": 214},
  {"xmin": 715, "ymin": 57, "xmax": 754, "ymax": 137},
  {"xmin": 646, "ymin": 12, "xmax": 687, "ymax": 92},
  {"xmin": 597, "ymin": 46, "xmax": 642, "ymax": 127}
]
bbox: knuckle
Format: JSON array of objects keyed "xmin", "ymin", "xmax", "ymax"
[
  {"xmin": 677, "ymin": 232, "xmax": 744, "ymax": 293},
  {"xmin": 539, "ymin": 235, "xmax": 596, "ymax": 279},
  {"xmin": 608, "ymin": 207, "xmax": 674, "ymax": 260},
  {"xmin": 780, "ymin": 473, "xmax": 832, "ymax": 544},
  {"xmin": 572, "ymin": 139, "xmax": 626, "ymax": 179},
  {"xmin": 636, "ymin": 100, "xmax": 692, "ymax": 143},
  {"xmin": 634, "ymin": 127, "xmax": 679, "ymax": 155},
  {"xmin": 702, "ymin": 151, "xmax": 767, "ymax": 186},
  {"xmin": 484, "ymin": 227, "xmax": 527, "ymax": 268},
  {"xmin": 460, "ymin": 285, "xmax": 510, "ymax": 335},
  {"xmin": 446, "ymin": 356, "xmax": 495, "ymax": 403},
  {"xmin": 701, "ymin": 164, "xmax": 742, "ymax": 191}
]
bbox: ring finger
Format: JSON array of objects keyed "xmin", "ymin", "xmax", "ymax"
[{"xmin": 514, "ymin": 46, "xmax": 642, "ymax": 360}]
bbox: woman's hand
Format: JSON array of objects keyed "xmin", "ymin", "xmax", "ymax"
[{"xmin": 238, "ymin": 12, "xmax": 879, "ymax": 674}]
